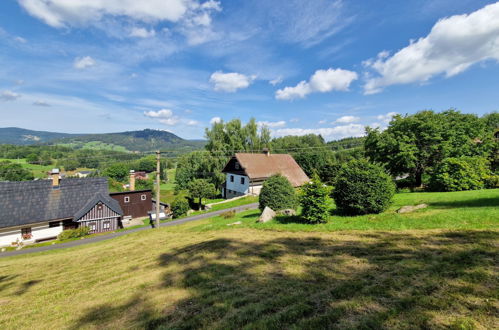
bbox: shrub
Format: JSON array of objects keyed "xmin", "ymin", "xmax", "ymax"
[
  {"xmin": 58, "ymin": 227, "xmax": 90, "ymax": 241},
  {"xmin": 300, "ymin": 173, "xmax": 330, "ymax": 223},
  {"xmin": 332, "ymin": 159, "xmax": 395, "ymax": 215},
  {"xmin": 429, "ymin": 157, "xmax": 490, "ymax": 192},
  {"xmin": 259, "ymin": 174, "xmax": 298, "ymax": 211},
  {"xmin": 484, "ymin": 174, "xmax": 499, "ymax": 189},
  {"xmin": 171, "ymin": 196, "xmax": 190, "ymax": 218},
  {"xmin": 220, "ymin": 210, "xmax": 236, "ymax": 219}
]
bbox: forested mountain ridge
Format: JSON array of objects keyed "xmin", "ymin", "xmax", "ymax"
[
  {"xmin": 0, "ymin": 127, "xmax": 78, "ymax": 145},
  {"xmin": 0, "ymin": 127, "xmax": 206, "ymax": 152}
]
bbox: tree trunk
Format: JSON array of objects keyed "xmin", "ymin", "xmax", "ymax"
[
  {"xmin": 414, "ymin": 168, "xmax": 423, "ymax": 188},
  {"xmin": 199, "ymin": 197, "xmax": 203, "ymax": 210}
]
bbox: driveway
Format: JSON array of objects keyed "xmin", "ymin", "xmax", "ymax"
[{"xmin": 0, "ymin": 203, "xmax": 259, "ymax": 258}]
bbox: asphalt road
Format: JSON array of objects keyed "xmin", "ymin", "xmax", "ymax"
[{"xmin": 0, "ymin": 203, "xmax": 259, "ymax": 258}]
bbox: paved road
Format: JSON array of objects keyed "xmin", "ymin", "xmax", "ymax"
[{"xmin": 0, "ymin": 203, "xmax": 259, "ymax": 258}]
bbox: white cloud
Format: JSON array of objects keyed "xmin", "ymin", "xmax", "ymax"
[
  {"xmin": 209, "ymin": 71, "xmax": 254, "ymax": 92},
  {"xmin": 1, "ymin": 90, "xmax": 21, "ymax": 101},
  {"xmin": 14, "ymin": 36, "xmax": 27, "ymax": 43},
  {"xmin": 269, "ymin": 76, "xmax": 283, "ymax": 86},
  {"xmin": 33, "ymin": 100, "xmax": 50, "ymax": 106},
  {"xmin": 318, "ymin": 120, "xmax": 327, "ymax": 125},
  {"xmin": 129, "ymin": 27, "xmax": 156, "ymax": 38},
  {"xmin": 257, "ymin": 120, "xmax": 286, "ymax": 128},
  {"xmin": 364, "ymin": 2, "xmax": 499, "ymax": 94},
  {"xmin": 274, "ymin": 123, "xmax": 365, "ymax": 141},
  {"xmin": 144, "ymin": 109, "xmax": 173, "ymax": 118},
  {"xmin": 210, "ymin": 116, "xmax": 222, "ymax": 124},
  {"xmin": 74, "ymin": 56, "xmax": 96, "ymax": 69},
  {"xmin": 376, "ymin": 112, "xmax": 398, "ymax": 124},
  {"xmin": 276, "ymin": 68, "xmax": 358, "ymax": 100},
  {"xmin": 289, "ymin": 118, "xmax": 299, "ymax": 123},
  {"xmin": 335, "ymin": 115, "xmax": 360, "ymax": 124},
  {"xmin": 18, "ymin": 0, "xmax": 208, "ymax": 27}
]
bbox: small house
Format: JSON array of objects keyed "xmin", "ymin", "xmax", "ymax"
[
  {"xmin": 221, "ymin": 149, "xmax": 309, "ymax": 198},
  {"xmin": 110, "ymin": 170, "xmax": 153, "ymax": 220},
  {"xmin": 0, "ymin": 169, "xmax": 123, "ymax": 247}
]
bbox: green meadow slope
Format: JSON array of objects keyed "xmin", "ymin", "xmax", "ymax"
[{"xmin": 0, "ymin": 189, "xmax": 497, "ymax": 329}]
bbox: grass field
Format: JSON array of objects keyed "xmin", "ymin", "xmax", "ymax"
[
  {"xmin": 0, "ymin": 158, "xmax": 54, "ymax": 178},
  {"xmin": 0, "ymin": 189, "xmax": 497, "ymax": 329}
]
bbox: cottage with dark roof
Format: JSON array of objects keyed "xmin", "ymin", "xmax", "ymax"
[
  {"xmin": 0, "ymin": 169, "xmax": 123, "ymax": 247},
  {"xmin": 221, "ymin": 149, "xmax": 309, "ymax": 199}
]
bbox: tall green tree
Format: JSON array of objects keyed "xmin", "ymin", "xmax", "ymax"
[
  {"xmin": 175, "ymin": 151, "xmax": 225, "ymax": 190},
  {"xmin": 0, "ymin": 161, "xmax": 34, "ymax": 181},
  {"xmin": 365, "ymin": 110, "xmax": 493, "ymax": 187},
  {"xmin": 187, "ymin": 179, "xmax": 216, "ymax": 209}
]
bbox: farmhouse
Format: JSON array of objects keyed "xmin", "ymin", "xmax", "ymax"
[
  {"xmin": 221, "ymin": 149, "xmax": 309, "ymax": 198},
  {"xmin": 0, "ymin": 169, "xmax": 123, "ymax": 247}
]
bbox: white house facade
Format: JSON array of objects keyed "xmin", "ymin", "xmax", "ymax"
[{"xmin": 0, "ymin": 221, "xmax": 64, "ymax": 247}]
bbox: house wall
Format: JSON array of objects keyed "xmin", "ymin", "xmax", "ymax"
[
  {"xmin": 111, "ymin": 191, "xmax": 153, "ymax": 218},
  {"xmin": 0, "ymin": 221, "xmax": 64, "ymax": 247},
  {"xmin": 77, "ymin": 202, "xmax": 121, "ymax": 234},
  {"xmin": 225, "ymin": 173, "xmax": 249, "ymax": 198}
]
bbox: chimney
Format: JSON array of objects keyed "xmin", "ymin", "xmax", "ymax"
[
  {"xmin": 262, "ymin": 148, "xmax": 270, "ymax": 157},
  {"xmin": 129, "ymin": 170, "xmax": 135, "ymax": 191},
  {"xmin": 51, "ymin": 168, "xmax": 60, "ymax": 188}
]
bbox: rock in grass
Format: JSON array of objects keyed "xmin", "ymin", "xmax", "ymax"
[
  {"xmin": 258, "ymin": 206, "xmax": 276, "ymax": 223},
  {"xmin": 397, "ymin": 204, "xmax": 428, "ymax": 214}
]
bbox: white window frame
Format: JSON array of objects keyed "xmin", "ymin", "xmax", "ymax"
[
  {"xmin": 89, "ymin": 223, "xmax": 96, "ymax": 231},
  {"xmin": 124, "ymin": 196, "xmax": 130, "ymax": 203},
  {"xmin": 103, "ymin": 221, "xmax": 110, "ymax": 230},
  {"xmin": 141, "ymin": 194, "xmax": 147, "ymax": 201}
]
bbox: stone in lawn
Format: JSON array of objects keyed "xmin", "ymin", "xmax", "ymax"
[
  {"xmin": 258, "ymin": 206, "xmax": 276, "ymax": 223},
  {"xmin": 397, "ymin": 204, "xmax": 428, "ymax": 214},
  {"xmin": 226, "ymin": 221, "xmax": 242, "ymax": 226}
]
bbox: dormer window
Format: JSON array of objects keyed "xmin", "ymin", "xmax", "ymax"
[{"xmin": 235, "ymin": 162, "xmax": 240, "ymax": 170}]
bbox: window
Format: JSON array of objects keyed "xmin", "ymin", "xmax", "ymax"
[
  {"xmin": 235, "ymin": 162, "xmax": 240, "ymax": 170},
  {"xmin": 240, "ymin": 177, "xmax": 245, "ymax": 185},
  {"xmin": 49, "ymin": 221, "xmax": 60, "ymax": 228},
  {"xmin": 21, "ymin": 227, "xmax": 32, "ymax": 240},
  {"xmin": 124, "ymin": 196, "xmax": 130, "ymax": 203},
  {"xmin": 103, "ymin": 221, "xmax": 110, "ymax": 230},
  {"xmin": 141, "ymin": 194, "xmax": 147, "ymax": 201},
  {"xmin": 88, "ymin": 223, "xmax": 96, "ymax": 231},
  {"xmin": 97, "ymin": 203, "xmax": 103, "ymax": 211},
  {"xmin": 230, "ymin": 175, "xmax": 234, "ymax": 182}
]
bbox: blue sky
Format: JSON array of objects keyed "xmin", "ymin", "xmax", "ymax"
[{"xmin": 0, "ymin": 0, "xmax": 498, "ymax": 140}]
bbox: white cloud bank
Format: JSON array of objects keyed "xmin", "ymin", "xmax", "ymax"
[
  {"xmin": 276, "ymin": 68, "xmax": 358, "ymax": 100},
  {"xmin": 74, "ymin": 56, "xmax": 96, "ymax": 69},
  {"xmin": 209, "ymin": 71, "xmax": 255, "ymax": 92},
  {"xmin": 364, "ymin": 2, "xmax": 499, "ymax": 94},
  {"xmin": 18, "ymin": 0, "xmax": 219, "ymax": 27},
  {"xmin": 257, "ymin": 120, "xmax": 286, "ymax": 128},
  {"xmin": 274, "ymin": 123, "xmax": 365, "ymax": 140},
  {"xmin": 1, "ymin": 90, "xmax": 21, "ymax": 101},
  {"xmin": 144, "ymin": 109, "xmax": 179, "ymax": 125},
  {"xmin": 335, "ymin": 115, "xmax": 359, "ymax": 124}
]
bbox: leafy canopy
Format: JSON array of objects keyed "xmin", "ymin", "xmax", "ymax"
[{"xmin": 259, "ymin": 174, "xmax": 298, "ymax": 211}]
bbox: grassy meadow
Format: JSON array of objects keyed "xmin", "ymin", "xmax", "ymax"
[{"xmin": 0, "ymin": 189, "xmax": 497, "ymax": 329}]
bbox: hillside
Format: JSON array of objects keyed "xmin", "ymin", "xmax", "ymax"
[
  {"xmin": 1, "ymin": 189, "xmax": 497, "ymax": 329},
  {"xmin": 0, "ymin": 127, "xmax": 206, "ymax": 152},
  {"xmin": 0, "ymin": 127, "xmax": 77, "ymax": 145}
]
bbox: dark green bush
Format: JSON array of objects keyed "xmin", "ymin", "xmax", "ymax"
[
  {"xmin": 300, "ymin": 173, "xmax": 330, "ymax": 223},
  {"xmin": 429, "ymin": 157, "xmax": 490, "ymax": 191},
  {"xmin": 332, "ymin": 159, "xmax": 395, "ymax": 215},
  {"xmin": 171, "ymin": 196, "xmax": 190, "ymax": 218},
  {"xmin": 58, "ymin": 226, "xmax": 90, "ymax": 241},
  {"xmin": 259, "ymin": 174, "xmax": 298, "ymax": 211}
]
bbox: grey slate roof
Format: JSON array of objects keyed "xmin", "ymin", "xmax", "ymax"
[
  {"xmin": 0, "ymin": 177, "xmax": 123, "ymax": 229},
  {"xmin": 73, "ymin": 192, "xmax": 122, "ymax": 221}
]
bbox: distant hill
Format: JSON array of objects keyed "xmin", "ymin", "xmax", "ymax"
[
  {"xmin": 0, "ymin": 127, "xmax": 78, "ymax": 145},
  {"xmin": 0, "ymin": 127, "xmax": 206, "ymax": 152}
]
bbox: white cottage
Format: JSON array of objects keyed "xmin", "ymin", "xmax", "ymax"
[{"xmin": 221, "ymin": 149, "xmax": 309, "ymax": 199}]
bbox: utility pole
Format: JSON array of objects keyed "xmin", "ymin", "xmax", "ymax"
[{"xmin": 155, "ymin": 150, "xmax": 161, "ymax": 229}]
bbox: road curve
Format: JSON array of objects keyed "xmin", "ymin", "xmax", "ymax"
[{"xmin": 0, "ymin": 203, "xmax": 259, "ymax": 258}]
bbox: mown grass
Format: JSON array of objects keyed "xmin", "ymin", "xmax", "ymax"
[
  {"xmin": 185, "ymin": 189, "xmax": 499, "ymax": 232},
  {"xmin": 0, "ymin": 189, "xmax": 497, "ymax": 329}
]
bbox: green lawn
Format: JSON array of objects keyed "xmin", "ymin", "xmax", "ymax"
[
  {"xmin": 0, "ymin": 189, "xmax": 497, "ymax": 329},
  {"xmin": 186, "ymin": 189, "xmax": 499, "ymax": 232}
]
